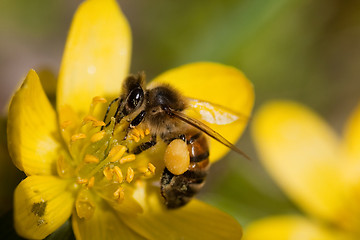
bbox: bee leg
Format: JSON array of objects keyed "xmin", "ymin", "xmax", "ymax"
[
  {"xmin": 101, "ymin": 97, "xmax": 120, "ymax": 130},
  {"xmin": 129, "ymin": 110, "xmax": 146, "ymax": 128},
  {"xmin": 133, "ymin": 134, "xmax": 157, "ymax": 155}
]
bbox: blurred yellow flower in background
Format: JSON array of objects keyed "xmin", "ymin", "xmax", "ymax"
[
  {"xmin": 6, "ymin": 0, "xmax": 254, "ymax": 239},
  {"xmin": 246, "ymin": 100, "xmax": 360, "ymax": 240}
]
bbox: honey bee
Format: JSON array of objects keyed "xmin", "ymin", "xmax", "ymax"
[{"xmin": 103, "ymin": 73, "xmax": 248, "ymax": 208}]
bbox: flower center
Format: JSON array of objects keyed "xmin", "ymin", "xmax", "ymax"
[{"xmin": 57, "ymin": 96, "xmax": 156, "ymax": 219}]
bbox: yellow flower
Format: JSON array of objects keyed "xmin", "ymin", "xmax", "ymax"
[
  {"xmin": 7, "ymin": 0, "xmax": 254, "ymax": 239},
  {"xmin": 247, "ymin": 101, "xmax": 360, "ymax": 240}
]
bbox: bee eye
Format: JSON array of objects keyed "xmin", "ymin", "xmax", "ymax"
[{"xmin": 126, "ymin": 88, "xmax": 144, "ymax": 111}]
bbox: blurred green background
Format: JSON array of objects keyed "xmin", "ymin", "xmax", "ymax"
[{"xmin": 0, "ymin": 0, "xmax": 360, "ymax": 232}]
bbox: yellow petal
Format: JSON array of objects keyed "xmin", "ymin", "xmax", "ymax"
[
  {"xmin": 151, "ymin": 62, "xmax": 254, "ymax": 162},
  {"xmin": 245, "ymin": 215, "xmax": 349, "ymax": 240},
  {"xmin": 14, "ymin": 176, "xmax": 74, "ymax": 239},
  {"xmin": 123, "ymin": 185, "xmax": 242, "ymax": 240},
  {"xmin": 251, "ymin": 101, "xmax": 345, "ymax": 223},
  {"xmin": 72, "ymin": 199, "xmax": 144, "ymax": 240},
  {"xmin": 7, "ymin": 70, "xmax": 63, "ymax": 176},
  {"xmin": 57, "ymin": 0, "xmax": 131, "ymax": 116},
  {"xmin": 343, "ymin": 102, "xmax": 360, "ymax": 162}
]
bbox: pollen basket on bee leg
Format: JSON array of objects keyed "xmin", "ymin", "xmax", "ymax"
[{"xmin": 164, "ymin": 139, "xmax": 190, "ymax": 175}]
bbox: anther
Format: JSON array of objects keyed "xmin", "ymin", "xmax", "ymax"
[
  {"xmin": 113, "ymin": 187, "xmax": 125, "ymax": 203},
  {"xmin": 71, "ymin": 133, "xmax": 86, "ymax": 142},
  {"xmin": 114, "ymin": 166, "xmax": 124, "ymax": 183},
  {"xmin": 119, "ymin": 154, "xmax": 136, "ymax": 164},
  {"xmin": 87, "ymin": 176, "xmax": 95, "ymax": 188},
  {"xmin": 108, "ymin": 145, "xmax": 127, "ymax": 163},
  {"xmin": 90, "ymin": 130, "xmax": 106, "ymax": 142},
  {"xmin": 131, "ymin": 128, "xmax": 140, "ymax": 138},
  {"xmin": 92, "ymin": 96, "xmax": 107, "ymax": 104},
  {"xmin": 103, "ymin": 166, "xmax": 113, "ymax": 180},
  {"xmin": 60, "ymin": 120, "xmax": 73, "ymax": 130},
  {"xmin": 83, "ymin": 115, "xmax": 98, "ymax": 123},
  {"xmin": 148, "ymin": 163, "xmax": 156, "ymax": 174},
  {"xmin": 131, "ymin": 134, "xmax": 140, "ymax": 143},
  {"xmin": 145, "ymin": 129, "xmax": 150, "ymax": 135},
  {"xmin": 138, "ymin": 128, "xmax": 145, "ymax": 139},
  {"xmin": 77, "ymin": 178, "xmax": 88, "ymax": 184},
  {"xmin": 93, "ymin": 120, "xmax": 106, "ymax": 127},
  {"xmin": 84, "ymin": 154, "xmax": 100, "ymax": 164},
  {"xmin": 126, "ymin": 167, "xmax": 134, "ymax": 183}
]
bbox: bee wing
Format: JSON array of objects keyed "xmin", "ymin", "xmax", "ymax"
[
  {"xmin": 186, "ymin": 98, "xmax": 250, "ymax": 126},
  {"xmin": 169, "ymin": 109, "xmax": 250, "ymax": 160}
]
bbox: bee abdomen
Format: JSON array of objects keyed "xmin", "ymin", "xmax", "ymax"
[{"xmin": 161, "ymin": 132, "xmax": 210, "ymax": 209}]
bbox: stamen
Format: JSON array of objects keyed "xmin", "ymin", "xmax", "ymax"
[
  {"xmin": 148, "ymin": 163, "xmax": 156, "ymax": 174},
  {"xmin": 113, "ymin": 187, "xmax": 125, "ymax": 203},
  {"xmin": 83, "ymin": 115, "xmax": 98, "ymax": 123},
  {"xmin": 145, "ymin": 129, "xmax": 150, "ymax": 135},
  {"xmin": 92, "ymin": 120, "xmax": 106, "ymax": 127},
  {"xmin": 108, "ymin": 145, "xmax": 127, "ymax": 163},
  {"xmin": 131, "ymin": 128, "xmax": 140, "ymax": 138},
  {"xmin": 56, "ymin": 155, "xmax": 73, "ymax": 178},
  {"xmin": 92, "ymin": 96, "xmax": 107, "ymax": 104},
  {"xmin": 103, "ymin": 166, "xmax": 113, "ymax": 180},
  {"xmin": 90, "ymin": 130, "xmax": 106, "ymax": 142},
  {"xmin": 77, "ymin": 178, "xmax": 88, "ymax": 184},
  {"xmin": 84, "ymin": 154, "xmax": 100, "ymax": 164},
  {"xmin": 60, "ymin": 120, "xmax": 73, "ymax": 130},
  {"xmin": 138, "ymin": 128, "xmax": 145, "ymax": 139},
  {"xmin": 87, "ymin": 176, "xmax": 95, "ymax": 188},
  {"xmin": 71, "ymin": 133, "xmax": 86, "ymax": 142},
  {"xmin": 143, "ymin": 163, "xmax": 156, "ymax": 177},
  {"xmin": 76, "ymin": 189, "xmax": 95, "ymax": 220},
  {"xmin": 114, "ymin": 166, "xmax": 124, "ymax": 183},
  {"xmin": 130, "ymin": 134, "xmax": 140, "ymax": 143},
  {"xmin": 119, "ymin": 154, "xmax": 136, "ymax": 164},
  {"xmin": 126, "ymin": 167, "xmax": 134, "ymax": 183}
]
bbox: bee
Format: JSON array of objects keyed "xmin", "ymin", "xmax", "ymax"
[{"xmin": 103, "ymin": 73, "xmax": 248, "ymax": 209}]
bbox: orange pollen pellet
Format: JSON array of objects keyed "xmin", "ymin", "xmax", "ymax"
[
  {"xmin": 114, "ymin": 166, "xmax": 123, "ymax": 183},
  {"xmin": 148, "ymin": 163, "xmax": 156, "ymax": 174},
  {"xmin": 90, "ymin": 131, "xmax": 105, "ymax": 142},
  {"xmin": 84, "ymin": 154, "xmax": 99, "ymax": 164},
  {"xmin": 120, "ymin": 154, "xmax": 136, "ymax": 164},
  {"xmin": 77, "ymin": 178, "xmax": 88, "ymax": 184},
  {"xmin": 103, "ymin": 166, "xmax": 113, "ymax": 180},
  {"xmin": 60, "ymin": 120, "xmax": 72, "ymax": 129},
  {"xmin": 87, "ymin": 176, "xmax": 95, "ymax": 188},
  {"xmin": 126, "ymin": 167, "xmax": 134, "ymax": 183},
  {"xmin": 71, "ymin": 133, "xmax": 86, "ymax": 142},
  {"xmin": 92, "ymin": 96, "xmax": 107, "ymax": 104},
  {"xmin": 144, "ymin": 129, "xmax": 150, "ymax": 135}
]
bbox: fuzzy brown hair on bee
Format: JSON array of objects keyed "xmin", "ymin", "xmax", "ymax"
[{"xmin": 103, "ymin": 73, "xmax": 247, "ymax": 209}]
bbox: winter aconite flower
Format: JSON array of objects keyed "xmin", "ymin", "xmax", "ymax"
[
  {"xmin": 7, "ymin": 0, "xmax": 254, "ymax": 239},
  {"xmin": 247, "ymin": 101, "xmax": 360, "ymax": 240}
]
